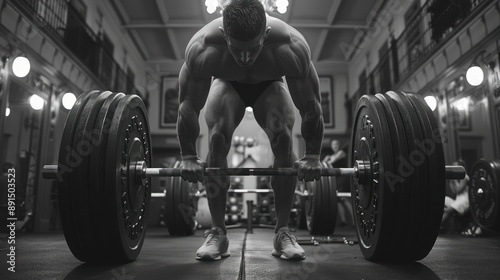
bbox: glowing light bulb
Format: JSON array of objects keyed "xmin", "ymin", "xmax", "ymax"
[
  {"xmin": 466, "ymin": 66, "xmax": 484, "ymax": 86},
  {"xmin": 424, "ymin": 96, "xmax": 437, "ymax": 111},
  {"xmin": 12, "ymin": 56, "xmax": 31, "ymax": 78},
  {"xmin": 207, "ymin": 5, "xmax": 217, "ymax": 14},
  {"xmin": 277, "ymin": 5, "xmax": 287, "ymax": 13},
  {"xmin": 62, "ymin": 92, "xmax": 77, "ymax": 110},
  {"xmin": 30, "ymin": 94, "xmax": 44, "ymax": 110}
]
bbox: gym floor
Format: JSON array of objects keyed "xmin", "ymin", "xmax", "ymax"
[{"xmin": 1, "ymin": 226, "xmax": 499, "ymax": 280}]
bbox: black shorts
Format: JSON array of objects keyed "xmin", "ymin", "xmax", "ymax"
[{"xmin": 228, "ymin": 79, "xmax": 283, "ymax": 108}]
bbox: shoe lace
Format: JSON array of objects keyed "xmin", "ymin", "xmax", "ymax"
[
  {"xmin": 278, "ymin": 231, "xmax": 296, "ymax": 247},
  {"xmin": 203, "ymin": 228, "xmax": 222, "ymax": 246}
]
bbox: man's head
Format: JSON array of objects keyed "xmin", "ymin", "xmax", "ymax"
[{"xmin": 220, "ymin": 0, "xmax": 271, "ymax": 67}]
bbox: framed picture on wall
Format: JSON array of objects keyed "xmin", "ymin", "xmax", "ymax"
[
  {"xmin": 450, "ymin": 98, "xmax": 471, "ymax": 131},
  {"xmin": 160, "ymin": 76, "xmax": 180, "ymax": 128},
  {"xmin": 319, "ymin": 76, "xmax": 334, "ymax": 128}
]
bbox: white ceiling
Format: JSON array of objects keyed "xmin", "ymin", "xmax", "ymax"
[{"xmin": 111, "ymin": 0, "xmax": 383, "ymax": 71}]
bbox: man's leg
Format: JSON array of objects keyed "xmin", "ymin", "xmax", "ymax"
[
  {"xmin": 253, "ymin": 81, "xmax": 305, "ymax": 260},
  {"xmin": 196, "ymin": 79, "xmax": 245, "ymax": 260},
  {"xmin": 204, "ymin": 79, "xmax": 246, "ymax": 233},
  {"xmin": 253, "ymin": 81, "xmax": 297, "ymax": 231}
]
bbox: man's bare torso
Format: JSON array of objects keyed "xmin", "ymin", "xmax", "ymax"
[{"xmin": 185, "ymin": 16, "xmax": 311, "ymax": 84}]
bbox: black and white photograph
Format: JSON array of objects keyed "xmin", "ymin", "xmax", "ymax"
[
  {"xmin": 160, "ymin": 76, "xmax": 179, "ymax": 128},
  {"xmin": 0, "ymin": 0, "xmax": 499, "ymax": 279}
]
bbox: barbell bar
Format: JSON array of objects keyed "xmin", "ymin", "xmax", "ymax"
[{"xmin": 42, "ymin": 160, "xmax": 465, "ymax": 182}]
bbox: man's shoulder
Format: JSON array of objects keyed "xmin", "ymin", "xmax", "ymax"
[
  {"xmin": 266, "ymin": 18, "xmax": 311, "ymax": 77},
  {"xmin": 185, "ymin": 19, "xmax": 225, "ymax": 76},
  {"xmin": 187, "ymin": 18, "xmax": 225, "ymax": 49}
]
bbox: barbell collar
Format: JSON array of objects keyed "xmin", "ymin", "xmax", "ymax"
[
  {"xmin": 42, "ymin": 165, "xmax": 58, "ymax": 179},
  {"xmin": 445, "ymin": 165, "xmax": 466, "ymax": 180}
]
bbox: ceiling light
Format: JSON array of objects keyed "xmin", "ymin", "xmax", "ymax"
[
  {"xmin": 275, "ymin": 0, "xmax": 289, "ymax": 14},
  {"xmin": 205, "ymin": 0, "xmax": 289, "ymax": 14},
  {"xmin": 5, "ymin": 107, "xmax": 10, "ymax": 116}
]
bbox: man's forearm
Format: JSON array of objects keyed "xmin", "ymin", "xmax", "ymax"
[
  {"xmin": 301, "ymin": 100, "xmax": 324, "ymax": 155},
  {"xmin": 177, "ymin": 102, "xmax": 200, "ymax": 157}
]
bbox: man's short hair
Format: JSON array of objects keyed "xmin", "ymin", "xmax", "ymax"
[{"xmin": 222, "ymin": 0, "xmax": 266, "ymax": 41}]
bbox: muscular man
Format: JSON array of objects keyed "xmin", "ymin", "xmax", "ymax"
[{"xmin": 177, "ymin": 0, "xmax": 324, "ymax": 261}]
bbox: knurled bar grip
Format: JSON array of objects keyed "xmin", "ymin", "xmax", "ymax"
[{"xmin": 144, "ymin": 167, "xmax": 356, "ymax": 177}]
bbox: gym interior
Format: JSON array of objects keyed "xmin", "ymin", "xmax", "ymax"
[{"xmin": 1, "ymin": 0, "xmax": 500, "ymax": 279}]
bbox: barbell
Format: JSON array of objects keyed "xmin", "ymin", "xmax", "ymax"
[
  {"xmin": 42, "ymin": 89, "xmax": 470, "ymax": 263},
  {"xmin": 43, "ymin": 159, "xmax": 465, "ymax": 181}
]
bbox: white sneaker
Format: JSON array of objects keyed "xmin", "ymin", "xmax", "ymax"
[
  {"xmin": 272, "ymin": 227, "xmax": 305, "ymax": 260},
  {"xmin": 196, "ymin": 227, "xmax": 230, "ymax": 260}
]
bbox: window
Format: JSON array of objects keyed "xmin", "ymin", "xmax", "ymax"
[{"xmin": 405, "ymin": 0, "xmax": 423, "ymax": 68}]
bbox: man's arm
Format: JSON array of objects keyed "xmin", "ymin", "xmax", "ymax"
[
  {"xmin": 177, "ymin": 62, "xmax": 212, "ymax": 158},
  {"xmin": 286, "ymin": 62, "xmax": 324, "ymax": 157}
]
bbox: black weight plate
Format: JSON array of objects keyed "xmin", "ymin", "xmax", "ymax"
[
  {"xmin": 406, "ymin": 92, "xmax": 446, "ymax": 260},
  {"xmin": 410, "ymin": 93, "xmax": 446, "ymax": 229},
  {"xmin": 88, "ymin": 92, "xmax": 125, "ymax": 261},
  {"xmin": 57, "ymin": 90, "xmax": 101, "ymax": 261},
  {"xmin": 350, "ymin": 95, "xmax": 396, "ymax": 261},
  {"xmin": 165, "ymin": 161, "xmax": 197, "ymax": 236},
  {"xmin": 469, "ymin": 159, "xmax": 500, "ymax": 232},
  {"xmin": 105, "ymin": 94, "xmax": 152, "ymax": 262},
  {"xmin": 70, "ymin": 91, "xmax": 114, "ymax": 262},
  {"xmin": 305, "ymin": 162, "xmax": 338, "ymax": 235},
  {"xmin": 385, "ymin": 91, "xmax": 427, "ymax": 261},
  {"xmin": 374, "ymin": 93, "xmax": 412, "ymax": 259}
]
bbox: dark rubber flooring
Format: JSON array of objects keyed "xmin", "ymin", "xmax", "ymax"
[{"xmin": 1, "ymin": 226, "xmax": 499, "ymax": 279}]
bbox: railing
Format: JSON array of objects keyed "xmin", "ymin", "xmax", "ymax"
[
  {"xmin": 11, "ymin": 0, "xmax": 139, "ymax": 95},
  {"xmin": 355, "ymin": 0, "xmax": 489, "ymax": 98}
]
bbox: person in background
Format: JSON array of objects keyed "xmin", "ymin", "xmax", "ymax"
[
  {"xmin": 322, "ymin": 139, "xmax": 353, "ymax": 226},
  {"xmin": 442, "ymin": 159, "xmax": 481, "ymax": 236}
]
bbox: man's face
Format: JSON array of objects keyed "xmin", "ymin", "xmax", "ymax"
[
  {"xmin": 221, "ymin": 27, "xmax": 271, "ymax": 68},
  {"xmin": 331, "ymin": 141, "xmax": 340, "ymax": 152}
]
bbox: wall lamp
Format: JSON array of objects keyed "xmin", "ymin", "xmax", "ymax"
[
  {"xmin": 62, "ymin": 92, "xmax": 76, "ymax": 110},
  {"xmin": 466, "ymin": 50, "xmax": 494, "ymax": 87},
  {"xmin": 12, "ymin": 55, "xmax": 31, "ymax": 78},
  {"xmin": 424, "ymin": 95, "xmax": 437, "ymax": 111}
]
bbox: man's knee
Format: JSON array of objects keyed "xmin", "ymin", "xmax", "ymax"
[
  {"xmin": 209, "ymin": 131, "xmax": 230, "ymax": 158},
  {"xmin": 272, "ymin": 132, "xmax": 293, "ymax": 161}
]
